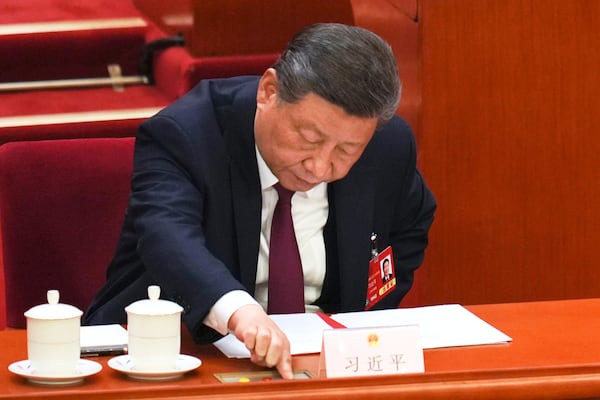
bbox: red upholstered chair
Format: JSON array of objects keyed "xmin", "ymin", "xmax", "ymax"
[{"xmin": 0, "ymin": 137, "xmax": 134, "ymax": 328}]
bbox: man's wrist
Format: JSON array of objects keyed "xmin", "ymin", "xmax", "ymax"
[{"xmin": 203, "ymin": 290, "xmax": 260, "ymax": 335}]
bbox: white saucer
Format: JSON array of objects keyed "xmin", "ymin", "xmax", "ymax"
[
  {"xmin": 8, "ymin": 359, "xmax": 102, "ymax": 385},
  {"xmin": 108, "ymin": 354, "xmax": 201, "ymax": 381}
]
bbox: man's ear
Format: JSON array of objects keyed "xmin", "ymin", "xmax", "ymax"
[{"xmin": 256, "ymin": 68, "xmax": 278, "ymax": 107}]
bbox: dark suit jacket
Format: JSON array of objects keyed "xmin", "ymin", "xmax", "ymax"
[{"xmin": 84, "ymin": 76, "xmax": 436, "ymax": 343}]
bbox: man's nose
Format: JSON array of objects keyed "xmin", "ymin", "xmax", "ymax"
[{"xmin": 304, "ymin": 147, "xmax": 333, "ymax": 180}]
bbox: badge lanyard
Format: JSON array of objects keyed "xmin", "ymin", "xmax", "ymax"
[{"xmin": 365, "ymin": 233, "xmax": 396, "ymax": 310}]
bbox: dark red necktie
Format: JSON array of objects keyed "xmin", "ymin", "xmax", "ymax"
[{"xmin": 267, "ymin": 183, "xmax": 305, "ymax": 314}]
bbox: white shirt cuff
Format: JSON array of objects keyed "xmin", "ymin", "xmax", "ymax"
[{"xmin": 202, "ymin": 290, "xmax": 260, "ymax": 336}]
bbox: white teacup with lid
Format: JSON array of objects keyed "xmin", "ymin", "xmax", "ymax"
[
  {"xmin": 24, "ymin": 290, "xmax": 82, "ymax": 377},
  {"xmin": 125, "ymin": 285, "xmax": 183, "ymax": 371}
]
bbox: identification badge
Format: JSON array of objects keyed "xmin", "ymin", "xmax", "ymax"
[{"xmin": 365, "ymin": 244, "xmax": 396, "ymax": 310}]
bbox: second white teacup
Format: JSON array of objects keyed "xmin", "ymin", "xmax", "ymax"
[{"xmin": 125, "ymin": 285, "xmax": 183, "ymax": 372}]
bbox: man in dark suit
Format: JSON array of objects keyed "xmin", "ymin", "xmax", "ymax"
[{"xmin": 84, "ymin": 23, "xmax": 436, "ymax": 378}]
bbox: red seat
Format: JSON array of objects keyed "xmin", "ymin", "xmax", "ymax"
[{"xmin": 0, "ymin": 137, "xmax": 134, "ymax": 328}]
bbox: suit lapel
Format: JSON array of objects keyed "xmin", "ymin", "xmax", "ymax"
[
  {"xmin": 218, "ymin": 83, "xmax": 262, "ymax": 293},
  {"xmin": 330, "ymin": 163, "xmax": 376, "ymax": 311}
]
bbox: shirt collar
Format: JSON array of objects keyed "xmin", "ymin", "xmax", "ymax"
[{"xmin": 255, "ymin": 145, "xmax": 327, "ymax": 199}]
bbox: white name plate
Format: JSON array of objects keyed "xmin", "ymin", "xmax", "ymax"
[{"xmin": 322, "ymin": 325, "xmax": 424, "ymax": 378}]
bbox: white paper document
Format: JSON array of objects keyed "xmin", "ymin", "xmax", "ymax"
[
  {"xmin": 331, "ymin": 304, "xmax": 512, "ymax": 349},
  {"xmin": 213, "ymin": 304, "xmax": 512, "ymax": 358}
]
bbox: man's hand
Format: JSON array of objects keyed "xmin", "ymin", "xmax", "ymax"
[{"xmin": 228, "ymin": 304, "xmax": 293, "ymax": 379}]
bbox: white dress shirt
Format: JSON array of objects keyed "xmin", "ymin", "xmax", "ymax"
[{"xmin": 203, "ymin": 146, "xmax": 328, "ymax": 335}]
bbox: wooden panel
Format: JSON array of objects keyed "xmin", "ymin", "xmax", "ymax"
[
  {"xmin": 190, "ymin": 0, "xmax": 354, "ymax": 56},
  {"xmin": 351, "ymin": 0, "xmax": 420, "ymax": 137},
  {"xmin": 417, "ymin": 0, "xmax": 600, "ymax": 305},
  {"xmin": 133, "ymin": 0, "xmax": 193, "ymax": 38}
]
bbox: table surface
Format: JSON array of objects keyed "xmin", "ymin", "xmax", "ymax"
[{"xmin": 2, "ymin": 298, "xmax": 600, "ymax": 400}]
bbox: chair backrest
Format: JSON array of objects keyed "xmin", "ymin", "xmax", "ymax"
[{"xmin": 0, "ymin": 137, "xmax": 134, "ymax": 328}]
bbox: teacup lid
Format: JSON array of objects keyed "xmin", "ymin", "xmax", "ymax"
[
  {"xmin": 125, "ymin": 285, "xmax": 183, "ymax": 316},
  {"xmin": 24, "ymin": 290, "xmax": 83, "ymax": 320}
]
